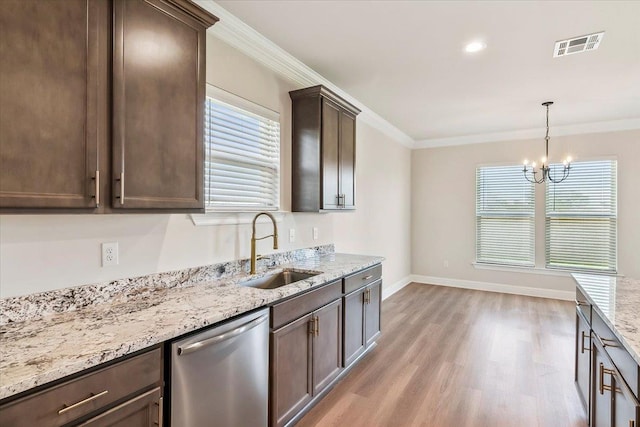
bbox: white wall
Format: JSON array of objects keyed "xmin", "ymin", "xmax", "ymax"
[
  {"xmin": 411, "ymin": 129, "xmax": 640, "ymax": 295},
  {"xmin": 0, "ymin": 36, "xmax": 413, "ymax": 298}
]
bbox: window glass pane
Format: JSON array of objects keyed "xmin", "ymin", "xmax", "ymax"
[
  {"xmin": 204, "ymin": 97, "xmax": 280, "ymax": 211},
  {"xmin": 546, "ymin": 160, "xmax": 617, "ymax": 272},
  {"xmin": 476, "ymin": 165, "xmax": 535, "ymax": 266}
]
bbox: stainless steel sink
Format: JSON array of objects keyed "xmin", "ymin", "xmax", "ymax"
[{"xmin": 239, "ymin": 270, "xmax": 320, "ymax": 290}]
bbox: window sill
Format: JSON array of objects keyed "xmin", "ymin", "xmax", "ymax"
[
  {"xmin": 472, "ymin": 262, "xmax": 621, "ymax": 278},
  {"xmin": 472, "ymin": 262, "xmax": 572, "ymax": 277},
  {"xmin": 191, "ymin": 211, "xmax": 287, "ymax": 226}
]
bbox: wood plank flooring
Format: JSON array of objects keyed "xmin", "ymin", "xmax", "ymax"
[{"xmin": 297, "ymin": 283, "xmax": 588, "ymax": 427}]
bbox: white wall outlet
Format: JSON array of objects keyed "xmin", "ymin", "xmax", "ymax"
[
  {"xmin": 443, "ymin": 260, "xmax": 449, "ymax": 268},
  {"xmin": 102, "ymin": 242, "xmax": 119, "ymax": 267},
  {"xmin": 289, "ymin": 228, "xmax": 295, "ymax": 243},
  {"xmin": 312, "ymin": 227, "xmax": 319, "ymax": 240}
]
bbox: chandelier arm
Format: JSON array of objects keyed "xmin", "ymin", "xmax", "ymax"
[{"xmin": 547, "ymin": 166, "xmax": 570, "ymax": 184}]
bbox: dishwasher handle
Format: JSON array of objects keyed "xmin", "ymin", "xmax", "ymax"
[{"xmin": 177, "ymin": 313, "xmax": 269, "ymax": 356}]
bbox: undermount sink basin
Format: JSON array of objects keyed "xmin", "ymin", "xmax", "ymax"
[{"xmin": 239, "ymin": 270, "xmax": 320, "ymax": 290}]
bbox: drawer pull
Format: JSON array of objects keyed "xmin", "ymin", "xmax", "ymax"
[
  {"xmin": 601, "ymin": 337, "xmax": 618, "ymax": 348},
  {"xmin": 58, "ymin": 390, "xmax": 109, "ymax": 415},
  {"xmin": 581, "ymin": 331, "xmax": 591, "ymax": 353},
  {"xmin": 575, "ymin": 300, "xmax": 588, "ymax": 307},
  {"xmin": 362, "ymin": 275, "xmax": 373, "ymax": 281}
]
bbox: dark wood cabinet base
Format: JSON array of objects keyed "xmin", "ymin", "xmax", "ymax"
[{"xmin": 283, "ymin": 342, "xmax": 378, "ymax": 427}]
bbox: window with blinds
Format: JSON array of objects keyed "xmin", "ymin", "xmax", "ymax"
[
  {"xmin": 546, "ymin": 160, "xmax": 617, "ymax": 273},
  {"xmin": 204, "ymin": 86, "xmax": 280, "ymax": 211},
  {"xmin": 476, "ymin": 165, "xmax": 535, "ymax": 266}
]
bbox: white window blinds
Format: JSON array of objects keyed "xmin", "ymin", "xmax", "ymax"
[
  {"xmin": 476, "ymin": 165, "xmax": 535, "ymax": 266},
  {"xmin": 204, "ymin": 87, "xmax": 280, "ymax": 211},
  {"xmin": 546, "ymin": 160, "xmax": 617, "ymax": 273}
]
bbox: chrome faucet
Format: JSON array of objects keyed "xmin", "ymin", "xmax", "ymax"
[{"xmin": 250, "ymin": 212, "xmax": 278, "ymax": 274}]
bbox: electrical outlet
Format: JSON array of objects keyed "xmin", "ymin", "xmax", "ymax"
[
  {"xmin": 102, "ymin": 242, "xmax": 119, "ymax": 267},
  {"xmin": 443, "ymin": 260, "xmax": 449, "ymax": 268},
  {"xmin": 313, "ymin": 227, "xmax": 319, "ymax": 240},
  {"xmin": 289, "ymin": 228, "xmax": 295, "ymax": 243}
]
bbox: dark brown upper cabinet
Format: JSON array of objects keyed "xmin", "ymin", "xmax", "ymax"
[
  {"xmin": 290, "ymin": 85, "xmax": 360, "ymax": 212},
  {"xmin": 0, "ymin": 0, "xmax": 218, "ymax": 213},
  {"xmin": 0, "ymin": 0, "xmax": 108, "ymax": 210},
  {"xmin": 112, "ymin": 0, "xmax": 216, "ymax": 210}
]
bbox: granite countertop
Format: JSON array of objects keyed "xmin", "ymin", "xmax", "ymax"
[
  {"xmin": 0, "ymin": 251, "xmax": 383, "ymax": 400},
  {"xmin": 572, "ymin": 273, "xmax": 640, "ymax": 365}
]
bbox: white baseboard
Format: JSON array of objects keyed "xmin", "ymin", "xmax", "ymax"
[
  {"xmin": 409, "ymin": 275, "xmax": 575, "ymax": 301},
  {"xmin": 382, "ymin": 276, "xmax": 413, "ymax": 301}
]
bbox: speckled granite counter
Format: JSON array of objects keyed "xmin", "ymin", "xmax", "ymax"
[
  {"xmin": 0, "ymin": 249, "xmax": 383, "ymax": 400},
  {"xmin": 573, "ymin": 273, "xmax": 640, "ymax": 365}
]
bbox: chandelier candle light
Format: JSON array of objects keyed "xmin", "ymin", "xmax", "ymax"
[{"xmin": 523, "ymin": 101, "xmax": 572, "ymax": 184}]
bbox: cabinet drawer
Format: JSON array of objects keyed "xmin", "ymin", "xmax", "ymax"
[
  {"xmin": 575, "ymin": 287, "xmax": 591, "ymax": 324},
  {"xmin": 0, "ymin": 347, "xmax": 161, "ymax": 427},
  {"xmin": 592, "ymin": 313, "xmax": 639, "ymax": 398},
  {"xmin": 343, "ymin": 264, "xmax": 382, "ymax": 294},
  {"xmin": 271, "ymin": 280, "xmax": 341, "ymax": 330}
]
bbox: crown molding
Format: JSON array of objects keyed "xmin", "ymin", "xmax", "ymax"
[
  {"xmin": 193, "ymin": 0, "xmax": 416, "ymax": 149},
  {"xmin": 414, "ymin": 117, "xmax": 640, "ymax": 149}
]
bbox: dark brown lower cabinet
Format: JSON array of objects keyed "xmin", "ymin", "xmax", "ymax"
[
  {"xmin": 576, "ymin": 309, "xmax": 591, "ymax": 412},
  {"xmin": 343, "ymin": 279, "xmax": 382, "ymax": 368},
  {"xmin": 0, "ymin": 348, "xmax": 162, "ymax": 427},
  {"xmin": 270, "ymin": 313, "xmax": 314, "ymax": 427},
  {"xmin": 343, "ymin": 288, "xmax": 366, "ymax": 367},
  {"xmin": 270, "ymin": 299, "xmax": 343, "ymax": 427},
  {"xmin": 364, "ymin": 280, "xmax": 382, "ymax": 347},
  {"xmin": 79, "ymin": 387, "xmax": 162, "ymax": 427},
  {"xmin": 312, "ymin": 300, "xmax": 342, "ymax": 395},
  {"xmin": 592, "ymin": 337, "xmax": 640, "ymax": 427}
]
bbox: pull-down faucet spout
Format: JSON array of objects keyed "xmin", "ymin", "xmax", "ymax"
[{"xmin": 250, "ymin": 212, "xmax": 278, "ymax": 274}]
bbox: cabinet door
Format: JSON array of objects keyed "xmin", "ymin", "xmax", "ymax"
[
  {"xmin": 339, "ymin": 111, "xmax": 356, "ymax": 209},
  {"xmin": 364, "ymin": 280, "xmax": 382, "ymax": 347},
  {"xmin": 613, "ymin": 372, "xmax": 639, "ymax": 427},
  {"xmin": 321, "ymin": 99, "xmax": 340, "ymax": 210},
  {"xmin": 343, "ymin": 289, "xmax": 366, "ymax": 367},
  {"xmin": 79, "ymin": 387, "xmax": 161, "ymax": 427},
  {"xmin": 576, "ymin": 309, "xmax": 591, "ymax": 412},
  {"xmin": 592, "ymin": 339, "xmax": 614, "ymax": 426},
  {"xmin": 312, "ymin": 299, "xmax": 343, "ymax": 395},
  {"xmin": 270, "ymin": 314, "xmax": 313, "ymax": 427},
  {"xmin": 0, "ymin": 0, "xmax": 105, "ymax": 209},
  {"xmin": 112, "ymin": 0, "xmax": 205, "ymax": 210}
]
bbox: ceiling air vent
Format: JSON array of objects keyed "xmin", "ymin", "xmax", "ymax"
[{"xmin": 554, "ymin": 31, "xmax": 604, "ymax": 57}]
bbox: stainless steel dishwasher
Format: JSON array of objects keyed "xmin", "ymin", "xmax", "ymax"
[{"xmin": 170, "ymin": 308, "xmax": 269, "ymax": 427}]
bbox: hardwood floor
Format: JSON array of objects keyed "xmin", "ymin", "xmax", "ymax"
[{"xmin": 297, "ymin": 283, "xmax": 588, "ymax": 427}]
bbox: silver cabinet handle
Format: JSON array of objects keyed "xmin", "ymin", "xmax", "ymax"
[
  {"xmin": 362, "ymin": 275, "xmax": 373, "ymax": 281},
  {"xmin": 58, "ymin": 390, "xmax": 109, "ymax": 415},
  {"xmin": 178, "ymin": 314, "xmax": 269, "ymax": 355},
  {"xmin": 92, "ymin": 170, "xmax": 100, "ymax": 207}
]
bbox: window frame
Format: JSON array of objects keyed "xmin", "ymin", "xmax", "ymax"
[
  {"xmin": 203, "ymin": 85, "xmax": 281, "ymax": 213},
  {"xmin": 545, "ymin": 159, "xmax": 618, "ymax": 274},
  {"xmin": 475, "ymin": 164, "xmax": 536, "ymax": 268}
]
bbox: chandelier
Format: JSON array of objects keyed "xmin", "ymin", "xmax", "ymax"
[{"xmin": 523, "ymin": 101, "xmax": 571, "ymax": 184}]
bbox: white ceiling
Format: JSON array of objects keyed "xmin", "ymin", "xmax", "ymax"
[{"xmin": 213, "ymin": 0, "xmax": 640, "ymax": 145}]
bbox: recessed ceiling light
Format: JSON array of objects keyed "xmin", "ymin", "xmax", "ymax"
[{"xmin": 464, "ymin": 41, "xmax": 486, "ymax": 53}]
